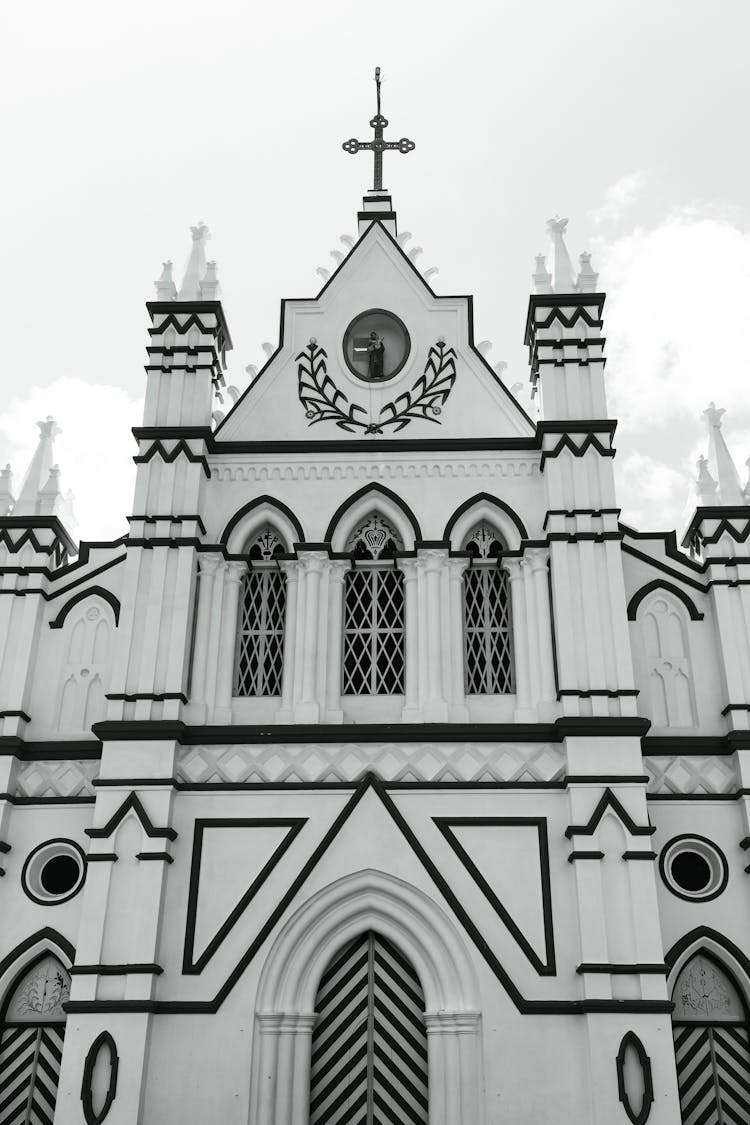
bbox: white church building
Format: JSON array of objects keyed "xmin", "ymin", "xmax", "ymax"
[{"xmin": 1, "ymin": 76, "xmax": 750, "ymax": 1125}]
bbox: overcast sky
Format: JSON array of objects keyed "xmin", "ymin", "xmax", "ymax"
[{"xmin": 3, "ymin": 0, "xmax": 749, "ymax": 541}]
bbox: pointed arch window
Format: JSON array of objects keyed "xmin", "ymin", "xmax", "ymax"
[
  {"xmin": 235, "ymin": 526, "xmax": 286, "ymax": 697},
  {"xmin": 672, "ymin": 952, "xmax": 750, "ymax": 1123},
  {"xmin": 343, "ymin": 514, "xmax": 405, "ymax": 695},
  {"xmin": 0, "ymin": 954, "xmax": 70, "ymax": 1125},
  {"xmin": 310, "ymin": 931, "xmax": 428, "ymax": 1124},
  {"xmin": 462, "ymin": 522, "xmax": 514, "ymax": 694},
  {"xmin": 640, "ymin": 596, "xmax": 697, "ymax": 728}
]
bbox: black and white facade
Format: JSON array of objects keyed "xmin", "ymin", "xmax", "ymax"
[{"xmin": 1, "ymin": 156, "xmax": 750, "ymax": 1125}]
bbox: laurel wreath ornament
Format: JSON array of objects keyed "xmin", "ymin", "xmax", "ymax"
[{"xmin": 296, "ymin": 338, "xmax": 457, "ymax": 434}]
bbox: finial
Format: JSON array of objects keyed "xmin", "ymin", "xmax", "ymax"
[
  {"xmin": 199, "ymin": 260, "xmax": 220, "ymax": 300},
  {"xmin": 532, "ymin": 252, "xmax": 553, "ymax": 295},
  {"xmin": 0, "ymin": 464, "xmax": 14, "ymax": 517},
  {"xmin": 342, "ymin": 69, "xmax": 415, "ymax": 191},
  {"xmin": 577, "ymin": 251, "xmax": 599, "ymax": 293},
  {"xmin": 154, "ymin": 260, "xmax": 177, "ymax": 300},
  {"xmin": 695, "ymin": 455, "xmax": 718, "ymax": 504}
]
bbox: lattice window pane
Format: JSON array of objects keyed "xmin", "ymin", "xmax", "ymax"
[
  {"xmin": 464, "ymin": 566, "xmax": 514, "ymax": 694},
  {"xmin": 343, "ymin": 568, "xmax": 405, "ymax": 695},
  {"xmin": 235, "ymin": 570, "xmax": 286, "ymax": 696}
]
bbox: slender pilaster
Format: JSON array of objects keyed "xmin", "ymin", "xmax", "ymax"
[
  {"xmin": 447, "ymin": 558, "xmax": 470, "ymax": 721},
  {"xmin": 503, "ymin": 558, "xmax": 532, "ymax": 719},
  {"xmin": 276, "ymin": 562, "xmax": 300, "ymax": 724},
  {"xmin": 422, "ymin": 548, "xmax": 449, "ymax": 722},
  {"xmin": 401, "ymin": 558, "xmax": 421, "ymax": 721},
  {"xmin": 295, "ymin": 553, "xmax": 325, "ymax": 723},
  {"xmin": 213, "ymin": 561, "xmax": 246, "ymax": 722},
  {"xmin": 323, "ymin": 560, "xmax": 348, "ymax": 723},
  {"xmin": 187, "ymin": 553, "xmax": 220, "ymax": 719}
]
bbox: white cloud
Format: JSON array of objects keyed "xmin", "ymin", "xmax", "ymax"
[
  {"xmin": 593, "ymin": 209, "xmax": 750, "ymax": 533},
  {"xmin": 590, "ymin": 171, "xmax": 646, "ymax": 226},
  {"xmin": 0, "ymin": 378, "xmax": 142, "ymax": 543}
]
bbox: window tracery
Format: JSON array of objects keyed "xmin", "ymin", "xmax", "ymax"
[
  {"xmin": 462, "ymin": 522, "xmax": 514, "ymax": 695},
  {"xmin": 343, "ymin": 513, "xmax": 405, "ymax": 694},
  {"xmin": 235, "ymin": 526, "xmax": 287, "ymax": 697},
  {"xmin": 640, "ymin": 596, "xmax": 697, "ymax": 727}
]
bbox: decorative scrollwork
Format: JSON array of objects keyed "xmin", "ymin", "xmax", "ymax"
[
  {"xmin": 296, "ymin": 341, "xmax": 367, "ymax": 432},
  {"xmin": 297, "ymin": 339, "xmax": 457, "ymax": 435}
]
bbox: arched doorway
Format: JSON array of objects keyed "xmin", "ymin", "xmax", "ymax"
[
  {"xmin": 672, "ymin": 951, "xmax": 750, "ymax": 1123},
  {"xmin": 310, "ymin": 931, "xmax": 428, "ymax": 1124},
  {"xmin": 0, "ymin": 953, "xmax": 70, "ymax": 1124}
]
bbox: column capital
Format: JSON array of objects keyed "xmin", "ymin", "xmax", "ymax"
[
  {"xmin": 417, "ymin": 546, "xmax": 450, "ymax": 572},
  {"xmin": 326, "ymin": 559, "xmax": 350, "ymax": 583},
  {"xmin": 399, "ymin": 556, "xmax": 423, "ymax": 579},
  {"xmin": 298, "ymin": 552, "xmax": 326, "ymax": 576},
  {"xmin": 225, "ymin": 560, "xmax": 247, "ymax": 584},
  {"xmin": 448, "ymin": 556, "xmax": 469, "ymax": 580},
  {"xmin": 524, "ymin": 546, "xmax": 550, "ymax": 572},
  {"xmin": 424, "ymin": 1010, "xmax": 481, "ymax": 1034},
  {"xmin": 501, "ymin": 556, "xmax": 523, "ymax": 581},
  {"xmin": 197, "ymin": 552, "xmax": 222, "ymax": 577}
]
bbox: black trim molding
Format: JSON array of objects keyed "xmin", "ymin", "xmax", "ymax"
[
  {"xmin": 85, "ymin": 792, "xmax": 177, "ymax": 842},
  {"xmin": 616, "ymin": 1031, "xmax": 654, "ymax": 1125},
  {"xmin": 627, "ymin": 579, "xmax": 704, "ymax": 621},
  {"xmin": 81, "ymin": 1030, "xmax": 119, "ymax": 1125},
  {"xmin": 49, "ymin": 586, "xmax": 121, "ymax": 629}
]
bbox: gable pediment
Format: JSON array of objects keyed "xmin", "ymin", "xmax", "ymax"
[{"xmin": 217, "ymin": 222, "xmax": 534, "ymax": 445}]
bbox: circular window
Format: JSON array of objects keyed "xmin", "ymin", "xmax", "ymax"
[
  {"xmin": 22, "ymin": 839, "xmax": 86, "ymax": 905},
  {"xmin": 659, "ymin": 834, "xmax": 728, "ymax": 902},
  {"xmin": 343, "ymin": 309, "xmax": 411, "ymax": 383}
]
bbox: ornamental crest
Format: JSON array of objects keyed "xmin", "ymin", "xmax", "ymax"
[{"xmin": 296, "ymin": 339, "xmax": 457, "ymax": 434}]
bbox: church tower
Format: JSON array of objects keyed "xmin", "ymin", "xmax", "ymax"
[{"xmin": 1, "ymin": 70, "xmax": 749, "ymax": 1125}]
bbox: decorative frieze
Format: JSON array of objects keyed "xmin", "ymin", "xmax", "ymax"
[
  {"xmin": 175, "ymin": 741, "xmax": 565, "ymax": 785},
  {"xmin": 644, "ymin": 755, "xmax": 737, "ymax": 796},
  {"xmin": 14, "ymin": 758, "xmax": 99, "ymax": 799},
  {"xmin": 209, "ymin": 459, "xmax": 540, "ymax": 484}
]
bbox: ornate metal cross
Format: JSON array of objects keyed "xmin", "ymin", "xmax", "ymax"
[{"xmin": 342, "ymin": 67, "xmax": 415, "ymax": 191}]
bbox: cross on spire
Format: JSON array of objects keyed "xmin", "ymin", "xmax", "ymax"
[{"xmin": 342, "ymin": 67, "xmax": 415, "ymax": 191}]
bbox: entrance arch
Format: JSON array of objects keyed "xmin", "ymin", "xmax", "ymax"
[{"xmin": 249, "ymin": 869, "xmax": 482, "ymax": 1125}]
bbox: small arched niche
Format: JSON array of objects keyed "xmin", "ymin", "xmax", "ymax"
[{"xmin": 634, "ymin": 593, "xmax": 697, "ymax": 729}]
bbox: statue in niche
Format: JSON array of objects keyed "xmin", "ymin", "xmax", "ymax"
[{"xmin": 367, "ymin": 332, "xmax": 385, "ymax": 380}]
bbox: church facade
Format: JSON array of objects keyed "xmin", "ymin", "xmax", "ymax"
[{"xmin": 1, "ymin": 104, "xmax": 750, "ymax": 1125}]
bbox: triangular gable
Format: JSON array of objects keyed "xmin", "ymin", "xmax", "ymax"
[{"xmin": 216, "ymin": 221, "xmax": 534, "ymax": 444}]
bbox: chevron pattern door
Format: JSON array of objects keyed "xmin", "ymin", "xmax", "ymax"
[
  {"xmin": 672, "ymin": 953, "xmax": 750, "ymax": 1125},
  {"xmin": 310, "ymin": 931, "xmax": 429, "ymax": 1125},
  {"xmin": 0, "ymin": 1025, "xmax": 65, "ymax": 1125},
  {"xmin": 0, "ymin": 954, "xmax": 69, "ymax": 1125}
]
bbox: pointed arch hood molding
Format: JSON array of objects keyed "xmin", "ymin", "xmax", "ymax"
[{"xmin": 250, "ymin": 868, "xmax": 483, "ymax": 1125}]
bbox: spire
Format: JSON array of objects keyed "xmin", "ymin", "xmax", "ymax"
[
  {"xmin": 703, "ymin": 402, "xmax": 745, "ymax": 505},
  {"xmin": 177, "ymin": 222, "xmax": 210, "ymax": 300},
  {"xmin": 531, "ymin": 219, "xmax": 598, "ymax": 295},
  {"xmin": 546, "ymin": 217, "xmax": 577, "ymax": 292},
  {"xmin": 14, "ymin": 416, "xmax": 61, "ymax": 516}
]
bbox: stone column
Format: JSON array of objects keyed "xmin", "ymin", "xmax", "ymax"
[
  {"xmin": 503, "ymin": 557, "xmax": 532, "ymax": 719},
  {"xmin": 324, "ymin": 561, "xmax": 348, "ymax": 723},
  {"xmin": 401, "ymin": 557, "xmax": 421, "ymax": 721},
  {"xmin": 189, "ymin": 553, "xmax": 220, "ymax": 720},
  {"xmin": 276, "ymin": 562, "xmax": 299, "ymax": 724},
  {"xmin": 213, "ymin": 560, "xmax": 246, "ymax": 723},
  {"xmin": 295, "ymin": 554, "xmax": 324, "ymax": 723},
  {"xmin": 527, "ymin": 547, "xmax": 557, "ymax": 705},
  {"xmin": 447, "ymin": 558, "xmax": 470, "ymax": 721},
  {"xmin": 422, "ymin": 548, "xmax": 449, "ymax": 722}
]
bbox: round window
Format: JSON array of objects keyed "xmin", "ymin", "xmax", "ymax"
[
  {"xmin": 659, "ymin": 834, "xmax": 728, "ymax": 902},
  {"xmin": 22, "ymin": 839, "xmax": 86, "ymax": 905},
  {"xmin": 343, "ymin": 309, "xmax": 411, "ymax": 383}
]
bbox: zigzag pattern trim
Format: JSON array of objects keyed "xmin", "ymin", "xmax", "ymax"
[
  {"xmin": 532, "ymin": 306, "xmax": 604, "ymax": 331},
  {"xmin": 0, "ymin": 528, "xmax": 65, "ymax": 558},
  {"xmin": 134, "ymin": 441, "xmax": 210, "ymax": 479},
  {"xmin": 148, "ymin": 312, "xmax": 219, "ymax": 336},
  {"xmin": 696, "ymin": 518, "xmax": 750, "ymax": 547},
  {"xmin": 540, "ymin": 433, "xmax": 615, "ymax": 469}
]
